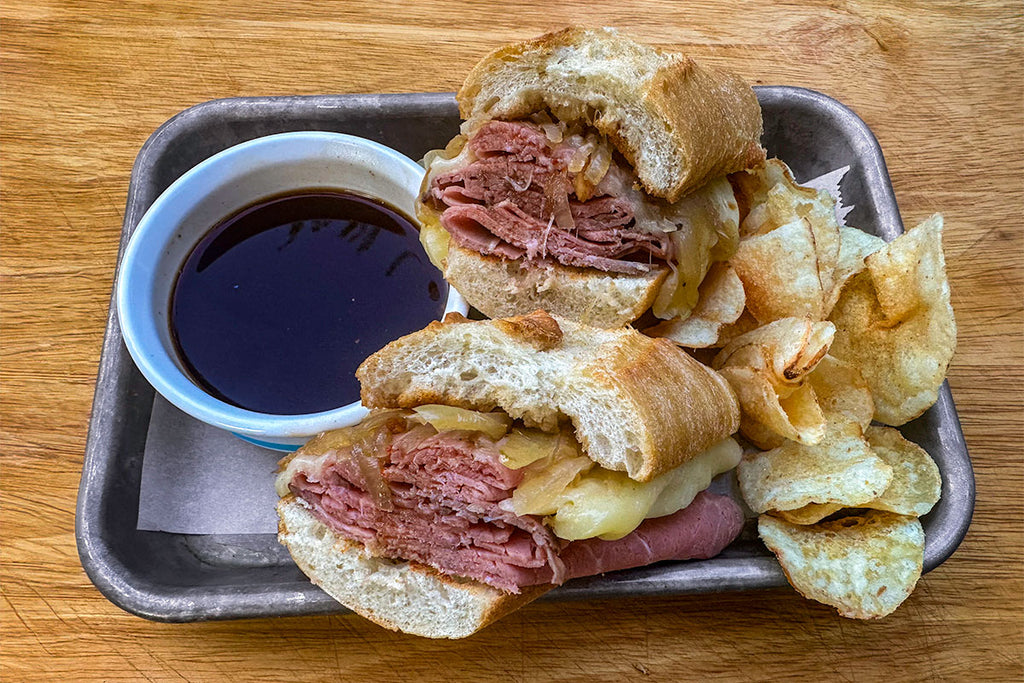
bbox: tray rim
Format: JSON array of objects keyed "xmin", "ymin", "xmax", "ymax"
[{"xmin": 76, "ymin": 86, "xmax": 976, "ymax": 622}]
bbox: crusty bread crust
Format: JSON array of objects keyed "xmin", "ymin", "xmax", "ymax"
[
  {"xmin": 357, "ymin": 310, "xmax": 740, "ymax": 481},
  {"xmin": 457, "ymin": 26, "xmax": 764, "ymax": 202},
  {"xmin": 277, "ymin": 495, "xmax": 550, "ymax": 638}
]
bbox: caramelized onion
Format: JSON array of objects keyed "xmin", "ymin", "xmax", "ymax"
[
  {"xmin": 300, "ymin": 409, "xmax": 409, "ymax": 455},
  {"xmin": 567, "ymin": 139, "xmax": 595, "ymax": 174},
  {"xmin": 283, "ymin": 410, "xmax": 409, "ymax": 512},
  {"xmin": 499, "ymin": 427, "xmax": 562, "ymax": 469},
  {"xmin": 410, "ymin": 404, "xmax": 511, "ymax": 440},
  {"xmin": 543, "ymin": 173, "xmax": 575, "ymax": 231},
  {"xmin": 510, "ymin": 455, "xmax": 594, "ymax": 516},
  {"xmin": 351, "ymin": 430, "xmax": 394, "ymax": 512},
  {"xmin": 433, "ymin": 134, "xmax": 467, "ymax": 163},
  {"xmin": 583, "ymin": 140, "xmax": 612, "ymax": 188},
  {"xmin": 506, "ymin": 169, "xmax": 534, "ymax": 193},
  {"xmin": 571, "ymin": 141, "xmax": 612, "ymax": 203},
  {"xmin": 530, "ymin": 110, "xmax": 554, "ymax": 125},
  {"xmin": 572, "ymin": 173, "xmax": 592, "ymax": 202},
  {"xmin": 541, "ymin": 122, "xmax": 564, "ymax": 144}
]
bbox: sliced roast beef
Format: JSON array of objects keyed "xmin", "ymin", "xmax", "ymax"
[
  {"xmin": 558, "ymin": 491, "xmax": 744, "ymax": 580},
  {"xmin": 289, "ymin": 425, "xmax": 563, "ymax": 593},
  {"xmin": 470, "ymin": 120, "xmax": 568, "ymax": 164},
  {"xmin": 427, "ymin": 120, "xmax": 673, "ymax": 274},
  {"xmin": 289, "ymin": 421, "xmax": 743, "ymax": 594}
]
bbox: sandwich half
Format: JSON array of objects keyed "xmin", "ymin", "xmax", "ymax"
[
  {"xmin": 418, "ymin": 27, "xmax": 764, "ymax": 327},
  {"xmin": 277, "ymin": 311, "xmax": 744, "ymax": 638}
]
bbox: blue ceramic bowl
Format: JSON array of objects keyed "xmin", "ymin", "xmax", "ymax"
[{"xmin": 116, "ymin": 131, "xmax": 466, "ymax": 450}]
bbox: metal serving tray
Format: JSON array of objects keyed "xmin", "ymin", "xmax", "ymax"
[{"xmin": 76, "ymin": 88, "xmax": 975, "ymax": 621}]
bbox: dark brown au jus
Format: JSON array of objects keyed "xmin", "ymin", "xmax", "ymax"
[{"xmin": 170, "ymin": 189, "xmax": 446, "ymax": 415}]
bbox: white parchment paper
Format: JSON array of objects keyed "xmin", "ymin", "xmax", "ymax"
[{"xmin": 137, "ymin": 395, "xmax": 282, "ymax": 533}]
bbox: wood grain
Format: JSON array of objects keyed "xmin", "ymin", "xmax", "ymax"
[{"xmin": 2, "ymin": 1, "xmax": 1022, "ymax": 680}]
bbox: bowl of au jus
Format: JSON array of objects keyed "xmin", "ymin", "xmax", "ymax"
[{"xmin": 116, "ymin": 131, "xmax": 467, "ymax": 450}]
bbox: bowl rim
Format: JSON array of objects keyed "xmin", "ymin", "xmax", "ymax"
[{"xmin": 115, "ymin": 130, "xmax": 466, "ymax": 440}]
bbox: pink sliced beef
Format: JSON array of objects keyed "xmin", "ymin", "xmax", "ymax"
[
  {"xmin": 427, "ymin": 120, "xmax": 673, "ymax": 274},
  {"xmin": 559, "ymin": 491, "xmax": 744, "ymax": 580},
  {"xmin": 289, "ymin": 425, "xmax": 563, "ymax": 593},
  {"xmin": 289, "ymin": 422, "xmax": 743, "ymax": 594}
]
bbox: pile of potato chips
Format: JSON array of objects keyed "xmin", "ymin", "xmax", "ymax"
[{"xmin": 646, "ymin": 159, "xmax": 956, "ymax": 619}]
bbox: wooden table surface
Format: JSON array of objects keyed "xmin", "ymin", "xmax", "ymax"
[{"xmin": 3, "ymin": 1, "xmax": 1021, "ymax": 680}]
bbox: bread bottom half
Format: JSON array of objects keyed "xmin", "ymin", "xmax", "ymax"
[
  {"xmin": 277, "ymin": 495, "xmax": 552, "ymax": 639},
  {"xmin": 444, "ymin": 243, "xmax": 667, "ymax": 329}
]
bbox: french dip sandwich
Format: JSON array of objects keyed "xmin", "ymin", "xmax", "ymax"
[
  {"xmin": 277, "ymin": 311, "xmax": 743, "ymax": 638},
  {"xmin": 418, "ymin": 28, "xmax": 765, "ymax": 327}
]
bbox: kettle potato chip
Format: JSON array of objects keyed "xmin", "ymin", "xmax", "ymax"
[
  {"xmin": 736, "ymin": 410, "xmax": 787, "ymax": 450},
  {"xmin": 730, "ymin": 158, "xmax": 794, "ymax": 224},
  {"xmin": 645, "ymin": 263, "xmax": 746, "ymax": 348},
  {"xmin": 759, "ymin": 511, "xmax": 925, "ymax": 619},
  {"xmin": 804, "ymin": 355, "xmax": 874, "ymax": 431},
  {"xmin": 737, "ymin": 427, "xmax": 892, "ymax": 513},
  {"xmin": 774, "ymin": 503, "xmax": 843, "ymax": 526},
  {"xmin": 712, "ymin": 309, "xmax": 761, "ymax": 349},
  {"xmin": 715, "ymin": 164, "xmax": 954, "ymax": 621},
  {"xmin": 731, "ymin": 218, "xmax": 831, "ymax": 322},
  {"xmin": 763, "ymin": 426, "xmax": 940, "ymax": 524},
  {"xmin": 728, "ymin": 160, "xmax": 843, "ymax": 322},
  {"xmin": 750, "ymin": 174, "xmax": 841, "ymax": 297},
  {"xmin": 714, "ymin": 318, "xmax": 835, "ymax": 445},
  {"xmin": 829, "ymin": 214, "xmax": 956, "ymax": 425},
  {"xmin": 864, "ymin": 426, "xmax": 942, "ymax": 517},
  {"xmin": 714, "ymin": 317, "xmax": 835, "ymax": 381},
  {"xmin": 826, "ymin": 226, "xmax": 887, "ymax": 312},
  {"xmin": 722, "ymin": 371, "xmax": 826, "ymax": 446}
]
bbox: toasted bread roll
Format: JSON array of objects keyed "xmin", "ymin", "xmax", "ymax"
[{"xmin": 357, "ymin": 310, "xmax": 740, "ymax": 481}]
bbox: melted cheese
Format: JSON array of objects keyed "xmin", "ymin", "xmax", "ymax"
[
  {"xmin": 503, "ymin": 434, "xmax": 742, "ymax": 541},
  {"xmin": 547, "ymin": 437, "xmax": 742, "ymax": 540}
]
